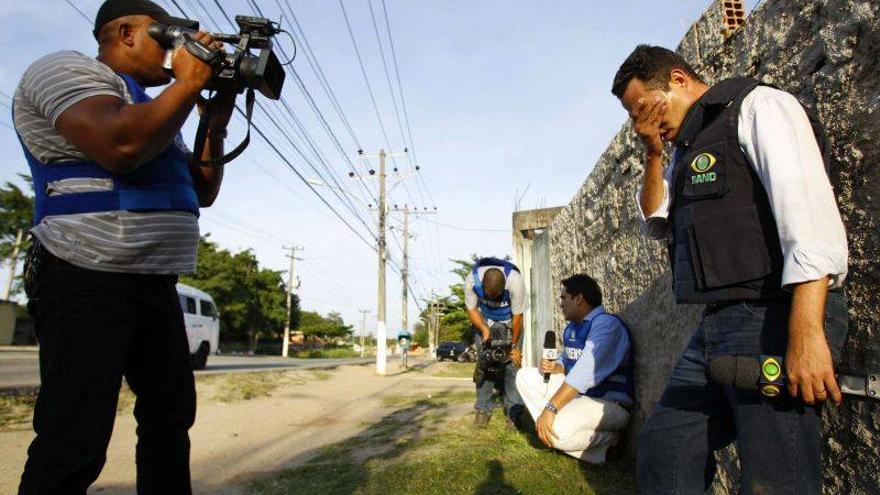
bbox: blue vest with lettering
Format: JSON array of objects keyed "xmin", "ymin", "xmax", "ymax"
[
  {"xmin": 17, "ymin": 73, "xmax": 199, "ymax": 225},
  {"xmin": 472, "ymin": 258, "xmax": 519, "ymax": 323},
  {"xmin": 561, "ymin": 312, "xmax": 634, "ymax": 400}
]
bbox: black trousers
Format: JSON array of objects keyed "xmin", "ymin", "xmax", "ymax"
[{"xmin": 18, "ymin": 246, "xmax": 196, "ymax": 495}]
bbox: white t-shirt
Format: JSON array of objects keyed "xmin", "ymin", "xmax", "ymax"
[{"xmin": 464, "ymin": 265, "xmax": 529, "ymax": 315}]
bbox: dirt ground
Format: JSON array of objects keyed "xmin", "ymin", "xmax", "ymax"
[{"xmin": 0, "ymin": 359, "xmax": 474, "ymax": 494}]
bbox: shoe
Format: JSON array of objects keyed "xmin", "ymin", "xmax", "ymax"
[
  {"xmin": 473, "ymin": 411, "xmax": 490, "ymax": 428},
  {"xmin": 505, "ymin": 413, "xmax": 523, "ymax": 432},
  {"xmin": 505, "ymin": 416, "xmax": 517, "ymax": 431},
  {"xmin": 606, "ymin": 438, "xmax": 624, "ymax": 462}
]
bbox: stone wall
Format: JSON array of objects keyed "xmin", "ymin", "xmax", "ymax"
[{"xmin": 546, "ymin": 0, "xmax": 879, "ymax": 492}]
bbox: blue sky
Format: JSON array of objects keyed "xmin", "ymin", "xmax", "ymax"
[{"xmin": 0, "ymin": 0, "xmax": 758, "ymax": 335}]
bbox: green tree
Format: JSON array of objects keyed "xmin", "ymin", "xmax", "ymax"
[
  {"xmin": 440, "ymin": 256, "xmax": 479, "ymax": 342},
  {"xmin": 298, "ymin": 310, "xmax": 353, "ymax": 345},
  {"xmin": 0, "ymin": 176, "xmax": 34, "ymax": 296},
  {"xmin": 181, "ymin": 236, "xmax": 288, "ymax": 352},
  {"xmin": 412, "ymin": 320, "xmax": 428, "ymax": 347},
  {"xmin": 289, "ymin": 293, "xmax": 302, "ymax": 331}
]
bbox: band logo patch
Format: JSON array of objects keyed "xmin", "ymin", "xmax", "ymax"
[{"xmin": 690, "ymin": 152, "xmax": 718, "ymax": 184}]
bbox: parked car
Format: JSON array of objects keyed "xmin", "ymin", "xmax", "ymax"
[
  {"xmin": 436, "ymin": 341, "xmax": 473, "ymax": 362},
  {"xmin": 177, "ymin": 283, "xmax": 220, "ymax": 370}
]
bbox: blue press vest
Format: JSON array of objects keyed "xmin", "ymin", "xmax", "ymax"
[
  {"xmin": 17, "ymin": 73, "xmax": 199, "ymax": 226},
  {"xmin": 561, "ymin": 312, "xmax": 634, "ymax": 401},
  {"xmin": 472, "ymin": 258, "xmax": 518, "ymax": 322}
]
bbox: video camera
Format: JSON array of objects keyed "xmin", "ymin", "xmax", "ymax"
[
  {"xmin": 148, "ymin": 15, "xmax": 285, "ymax": 100},
  {"xmin": 473, "ymin": 322, "xmax": 513, "ymax": 386},
  {"xmin": 147, "ymin": 16, "xmax": 288, "ymax": 167}
]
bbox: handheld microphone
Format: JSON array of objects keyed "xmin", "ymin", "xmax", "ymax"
[
  {"xmin": 708, "ymin": 355, "xmax": 879, "ymax": 400},
  {"xmin": 542, "ymin": 331, "xmax": 557, "ymax": 384}
]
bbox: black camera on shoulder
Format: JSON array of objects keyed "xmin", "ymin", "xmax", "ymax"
[
  {"xmin": 473, "ymin": 322, "xmax": 513, "ymax": 386},
  {"xmin": 148, "ymin": 16, "xmax": 288, "ymax": 167},
  {"xmin": 148, "ymin": 16, "xmax": 285, "ymax": 100}
]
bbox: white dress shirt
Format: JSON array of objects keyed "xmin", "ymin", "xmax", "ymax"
[{"xmin": 637, "ymin": 86, "xmax": 848, "ymax": 289}]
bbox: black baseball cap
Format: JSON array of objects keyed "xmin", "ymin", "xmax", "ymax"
[{"xmin": 93, "ymin": 0, "xmax": 199, "ymax": 40}]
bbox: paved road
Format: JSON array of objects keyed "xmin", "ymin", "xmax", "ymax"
[{"xmin": 0, "ymin": 348, "xmax": 375, "ymax": 389}]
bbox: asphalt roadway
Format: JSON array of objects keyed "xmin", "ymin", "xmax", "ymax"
[{"xmin": 0, "ymin": 347, "xmax": 374, "ymax": 390}]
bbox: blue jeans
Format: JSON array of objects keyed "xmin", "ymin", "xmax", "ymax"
[
  {"xmin": 473, "ymin": 333, "xmax": 525, "ymax": 418},
  {"xmin": 475, "ymin": 361, "xmax": 524, "ymax": 418},
  {"xmin": 637, "ymin": 291, "xmax": 848, "ymax": 495}
]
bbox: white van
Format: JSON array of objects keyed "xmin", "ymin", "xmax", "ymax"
[{"xmin": 176, "ymin": 283, "xmax": 220, "ymax": 370}]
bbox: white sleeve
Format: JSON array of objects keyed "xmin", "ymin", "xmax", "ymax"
[
  {"xmin": 463, "ymin": 273, "xmax": 478, "ymax": 310},
  {"xmin": 635, "ymin": 162, "xmax": 675, "ymax": 240},
  {"xmin": 506, "ymin": 270, "xmax": 529, "ymax": 315},
  {"xmin": 737, "ymin": 87, "xmax": 848, "ymax": 288}
]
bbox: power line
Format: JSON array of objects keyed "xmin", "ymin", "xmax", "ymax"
[
  {"xmin": 63, "ymin": 0, "xmax": 92, "ymax": 24},
  {"xmin": 183, "ymin": 0, "xmax": 224, "ymax": 30},
  {"xmin": 277, "ymin": 0, "xmax": 363, "ymax": 152},
  {"xmin": 375, "ymin": 0, "xmax": 442, "ymax": 276},
  {"xmin": 241, "ymin": 104, "xmax": 380, "ymax": 252},
  {"xmin": 246, "ymin": 0, "xmax": 380, "ymax": 216},
  {"xmin": 337, "ymin": 0, "xmax": 401, "ymax": 173},
  {"xmin": 194, "ymin": 1, "xmax": 372, "ymax": 218},
  {"xmin": 193, "ymin": 0, "xmax": 378, "ymax": 242},
  {"xmin": 256, "ymin": 97, "xmax": 374, "ymax": 228},
  {"xmin": 421, "ymin": 217, "xmax": 511, "ymax": 233},
  {"xmin": 227, "ymin": 0, "xmax": 380, "ymax": 215},
  {"xmin": 366, "ymin": 0, "xmax": 407, "ymax": 153}
]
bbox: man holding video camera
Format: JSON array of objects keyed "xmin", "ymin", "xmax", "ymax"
[
  {"xmin": 464, "ymin": 257, "xmax": 527, "ymax": 429},
  {"xmin": 612, "ymin": 45, "xmax": 849, "ymax": 493},
  {"xmin": 13, "ymin": 1, "xmax": 236, "ymax": 493}
]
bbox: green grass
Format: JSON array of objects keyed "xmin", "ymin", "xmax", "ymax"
[
  {"xmin": 0, "ymin": 382, "xmax": 136, "ymax": 431},
  {"xmin": 0, "ymin": 391, "xmax": 37, "ymax": 430},
  {"xmin": 381, "ymin": 390, "xmax": 473, "ymax": 408},
  {"xmin": 248, "ymin": 395, "xmax": 636, "ymax": 495},
  {"xmin": 429, "ymin": 361, "xmax": 476, "ymax": 379},
  {"xmin": 292, "ymin": 348, "xmax": 361, "ymax": 359},
  {"xmin": 206, "ymin": 369, "xmax": 332, "ymax": 402}
]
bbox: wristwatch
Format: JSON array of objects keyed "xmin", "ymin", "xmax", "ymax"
[{"xmin": 544, "ymin": 401, "xmax": 559, "ymax": 414}]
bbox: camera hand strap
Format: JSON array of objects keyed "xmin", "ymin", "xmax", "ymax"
[{"xmin": 192, "ymin": 88, "xmax": 255, "ymax": 168}]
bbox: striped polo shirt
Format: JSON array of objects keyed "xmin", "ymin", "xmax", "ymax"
[{"xmin": 13, "ymin": 51, "xmax": 199, "ymax": 274}]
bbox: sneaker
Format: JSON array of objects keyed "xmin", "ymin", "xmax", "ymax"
[{"xmin": 473, "ymin": 411, "xmax": 491, "ymax": 428}]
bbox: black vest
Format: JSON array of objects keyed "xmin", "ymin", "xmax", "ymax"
[{"xmin": 668, "ymin": 77, "xmax": 828, "ymax": 304}]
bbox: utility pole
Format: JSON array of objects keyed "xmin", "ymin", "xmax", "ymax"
[
  {"xmin": 390, "ymin": 205, "xmax": 437, "ymax": 340},
  {"xmin": 401, "ymin": 207, "xmax": 409, "ymax": 337},
  {"xmin": 282, "ymin": 245, "xmax": 304, "ymax": 358},
  {"xmin": 376, "ymin": 149, "xmax": 388, "ymax": 374},
  {"xmin": 359, "ymin": 309, "xmax": 370, "ymax": 357},
  {"xmin": 355, "ymin": 149, "xmax": 428, "ymax": 375},
  {"xmin": 2, "ymin": 229, "xmax": 23, "ymax": 301},
  {"xmin": 426, "ymin": 299, "xmax": 446, "ymax": 358}
]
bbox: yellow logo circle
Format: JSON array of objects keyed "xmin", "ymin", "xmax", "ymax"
[
  {"xmin": 690, "ymin": 153, "xmax": 717, "ymax": 173},
  {"xmin": 761, "ymin": 385, "xmax": 781, "ymax": 397}
]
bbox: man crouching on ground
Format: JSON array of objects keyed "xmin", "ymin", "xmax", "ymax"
[
  {"xmin": 464, "ymin": 257, "xmax": 528, "ymax": 429},
  {"xmin": 516, "ymin": 274, "xmax": 633, "ymax": 463}
]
